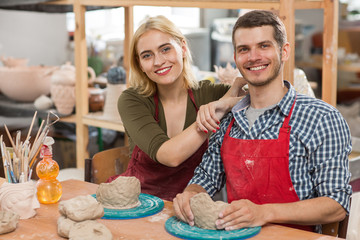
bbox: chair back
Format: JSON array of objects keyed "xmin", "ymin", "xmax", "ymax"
[{"xmin": 85, "ymin": 146, "xmax": 130, "ymax": 184}]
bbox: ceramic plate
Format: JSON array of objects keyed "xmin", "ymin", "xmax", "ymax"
[
  {"xmin": 165, "ymin": 216, "xmax": 261, "ymax": 240},
  {"xmin": 92, "ymin": 193, "xmax": 164, "ymax": 219}
]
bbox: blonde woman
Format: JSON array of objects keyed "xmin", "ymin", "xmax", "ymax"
[{"xmin": 107, "ymin": 16, "xmax": 245, "ymax": 200}]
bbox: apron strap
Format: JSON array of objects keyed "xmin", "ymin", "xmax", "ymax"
[
  {"xmin": 154, "ymin": 92, "xmax": 160, "ymax": 123},
  {"xmin": 187, "ymin": 88, "xmax": 198, "ymax": 112},
  {"xmin": 225, "ymin": 118, "xmax": 236, "ymax": 136}
]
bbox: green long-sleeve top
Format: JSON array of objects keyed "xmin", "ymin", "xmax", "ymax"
[{"xmin": 118, "ymin": 80, "xmax": 230, "ymax": 161}]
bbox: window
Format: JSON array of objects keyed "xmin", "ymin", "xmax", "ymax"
[{"xmin": 66, "ymin": 6, "xmax": 200, "ymax": 41}]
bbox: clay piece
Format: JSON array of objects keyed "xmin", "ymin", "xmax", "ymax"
[
  {"xmin": 190, "ymin": 192, "xmax": 229, "ymax": 230},
  {"xmin": 96, "ymin": 176, "xmax": 141, "ymax": 209},
  {"xmin": 57, "ymin": 216, "xmax": 112, "ymax": 240},
  {"xmin": 68, "ymin": 220, "xmax": 113, "ymax": 240},
  {"xmin": 0, "ymin": 210, "xmax": 19, "ymax": 234},
  {"xmin": 57, "ymin": 215, "xmax": 76, "ymax": 238},
  {"xmin": 0, "ymin": 181, "xmax": 40, "ymax": 219},
  {"xmin": 58, "ymin": 195, "xmax": 104, "ymax": 222}
]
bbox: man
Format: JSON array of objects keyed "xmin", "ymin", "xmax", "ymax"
[{"xmin": 173, "ymin": 10, "xmax": 352, "ymax": 233}]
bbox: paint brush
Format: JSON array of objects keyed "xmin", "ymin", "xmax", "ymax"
[
  {"xmin": 4, "ymin": 125, "xmax": 16, "ymax": 150},
  {"xmin": 5, "ymin": 147, "xmax": 17, "ymax": 183},
  {"xmin": 26, "ymin": 111, "xmax": 37, "ymax": 142},
  {"xmin": 0, "ymin": 136, "xmax": 9, "ymax": 181}
]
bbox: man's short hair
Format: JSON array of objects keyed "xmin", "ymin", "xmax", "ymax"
[{"xmin": 232, "ymin": 10, "xmax": 287, "ymax": 49}]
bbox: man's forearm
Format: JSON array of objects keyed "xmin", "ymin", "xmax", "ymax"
[{"xmin": 264, "ymin": 196, "xmax": 346, "ymax": 225}]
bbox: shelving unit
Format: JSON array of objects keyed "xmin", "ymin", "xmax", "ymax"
[{"xmin": 69, "ymin": 0, "xmax": 338, "ymax": 168}]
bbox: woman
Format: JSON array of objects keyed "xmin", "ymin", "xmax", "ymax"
[{"xmin": 107, "ymin": 15, "xmax": 245, "ymax": 200}]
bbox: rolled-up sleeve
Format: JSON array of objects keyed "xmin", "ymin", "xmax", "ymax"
[{"xmin": 309, "ymin": 110, "xmax": 352, "ymax": 213}]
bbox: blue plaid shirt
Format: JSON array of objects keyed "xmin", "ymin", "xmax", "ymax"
[{"xmin": 189, "ymin": 81, "xmax": 352, "ymax": 213}]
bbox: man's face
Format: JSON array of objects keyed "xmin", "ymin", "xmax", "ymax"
[{"xmin": 233, "ymin": 26, "xmax": 289, "ymax": 87}]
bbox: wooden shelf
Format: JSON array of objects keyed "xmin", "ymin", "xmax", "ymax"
[
  {"xmin": 59, "ymin": 114, "xmax": 76, "ymax": 124},
  {"xmin": 82, "ymin": 113, "xmax": 125, "ymax": 132},
  {"xmin": 70, "ymin": 0, "xmax": 339, "ymax": 168},
  {"xmin": 60, "ymin": 114, "xmax": 125, "ymax": 132},
  {"xmin": 296, "ymin": 55, "xmax": 360, "ymax": 72}
]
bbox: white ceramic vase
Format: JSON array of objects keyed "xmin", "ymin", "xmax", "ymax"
[
  {"xmin": 50, "ymin": 62, "xmax": 95, "ymax": 115},
  {"xmin": 103, "ymin": 83, "xmax": 126, "ymax": 121}
]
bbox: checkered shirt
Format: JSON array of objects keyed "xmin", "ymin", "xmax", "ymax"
[{"xmin": 189, "ymin": 81, "xmax": 352, "ymax": 213}]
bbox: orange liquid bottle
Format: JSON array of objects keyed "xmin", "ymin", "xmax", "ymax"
[{"xmin": 36, "ymin": 138, "xmax": 62, "ymax": 204}]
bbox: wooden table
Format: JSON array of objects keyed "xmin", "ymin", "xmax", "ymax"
[{"xmin": 0, "ymin": 179, "xmax": 342, "ymax": 240}]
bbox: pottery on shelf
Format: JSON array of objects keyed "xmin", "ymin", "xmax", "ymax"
[
  {"xmin": 102, "ymin": 83, "xmax": 126, "ymax": 121},
  {"xmin": 102, "ymin": 66, "xmax": 126, "ymax": 121},
  {"xmin": 214, "ymin": 62, "xmax": 240, "ymax": 85},
  {"xmin": 50, "ymin": 62, "xmax": 95, "ymax": 115},
  {"xmin": 1, "ymin": 56, "xmax": 29, "ymax": 68},
  {"xmin": 0, "ymin": 65, "xmax": 57, "ymax": 102}
]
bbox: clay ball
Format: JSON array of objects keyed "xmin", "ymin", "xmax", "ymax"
[
  {"xmin": 57, "ymin": 215, "xmax": 76, "ymax": 238},
  {"xmin": 190, "ymin": 192, "xmax": 229, "ymax": 230},
  {"xmin": 69, "ymin": 220, "xmax": 113, "ymax": 240},
  {"xmin": 58, "ymin": 195, "xmax": 104, "ymax": 222},
  {"xmin": 96, "ymin": 176, "xmax": 141, "ymax": 209}
]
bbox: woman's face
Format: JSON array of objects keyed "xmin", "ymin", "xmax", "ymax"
[{"xmin": 136, "ymin": 29, "xmax": 186, "ymax": 86}]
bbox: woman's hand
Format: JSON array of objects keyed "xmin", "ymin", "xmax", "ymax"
[{"xmin": 196, "ymin": 77, "xmax": 247, "ymax": 133}]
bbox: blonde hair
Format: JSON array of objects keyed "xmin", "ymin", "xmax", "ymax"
[{"xmin": 129, "ymin": 15, "xmax": 198, "ymax": 97}]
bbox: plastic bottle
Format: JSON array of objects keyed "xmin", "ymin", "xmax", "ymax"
[{"xmin": 36, "ymin": 137, "xmax": 62, "ymax": 204}]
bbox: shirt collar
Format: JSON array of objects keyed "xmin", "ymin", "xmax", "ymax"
[{"xmin": 232, "ymin": 80, "xmax": 296, "ymax": 117}]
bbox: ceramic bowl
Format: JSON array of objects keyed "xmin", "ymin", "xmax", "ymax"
[
  {"xmin": 0, "ymin": 66, "xmax": 57, "ymax": 102},
  {"xmin": 1, "ymin": 56, "xmax": 29, "ymax": 68}
]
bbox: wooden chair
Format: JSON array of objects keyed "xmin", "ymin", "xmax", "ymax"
[
  {"xmin": 322, "ymin": 219, "xmax": 347, "ymax": 238},
  {"xmin": 84, "ymin": 146, "xmax": 130, "ymax": 184}
]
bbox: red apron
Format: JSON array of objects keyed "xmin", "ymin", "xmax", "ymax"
[
  {"xmin": 221, "ymin": 98, "xmax": 313, "ymax": 232},
  {"xmin": 107, "ymin": 89, "xmax": 207, "ymax": 201}
]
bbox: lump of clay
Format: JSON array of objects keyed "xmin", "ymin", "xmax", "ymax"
[
  {"xmin": 59, "ymin": 195, "xmax": 104, "ymax": 222},
  {"xmin": 0, "ymin": 210, "xmax": 19, "ymax": 234},
  {"xmin": 57, "ymin": 215, "xmax": 76, "ymax": 238},
  {"xmin": 68, "ymin": 220, "xmax": 113, "ymax": 240},
  {"xmin": 96, "ymin": 176, "xmax": 140, "ymax": 209},
  {"xmin": 190, "ymin": 192, "xmax": 229, "ymax": 230},
  {"xmin": 0, "ymin": 181, "xmax": 39, "ymax": 219}
]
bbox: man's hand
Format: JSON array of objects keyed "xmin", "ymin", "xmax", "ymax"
[
  {"xmin": 173, "ymin": 184, "xmax": 207, "ymax": 226},
  {"xmin": 216, "ymin": 199, "xmax": 267, "ymax": 230},
  {"xmin": 173, "ymin": 191, "xmax": 198, "ymax": 226}
]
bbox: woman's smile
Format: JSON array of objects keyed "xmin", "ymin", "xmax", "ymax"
[{"xmin": 155, "ymin": 66, "xmax": 172, "ymax": 75}]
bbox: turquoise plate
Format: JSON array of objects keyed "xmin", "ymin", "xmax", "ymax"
[
  {"xmin": 165, "ymin": 216, "xmax": 261, "ymax": 240},
  {"xmin": 92, "ymin": 193, "xmax": 164, "ymax": 219}
]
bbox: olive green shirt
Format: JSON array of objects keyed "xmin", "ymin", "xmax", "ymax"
[{"xmin": 118, "ymin": 80, "xmax": 230, "ymax": 161}]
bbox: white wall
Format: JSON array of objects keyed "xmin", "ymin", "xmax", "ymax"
[{"xmin": 0, "ymin": 9, "xmax": 69, "ymax": 66}]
